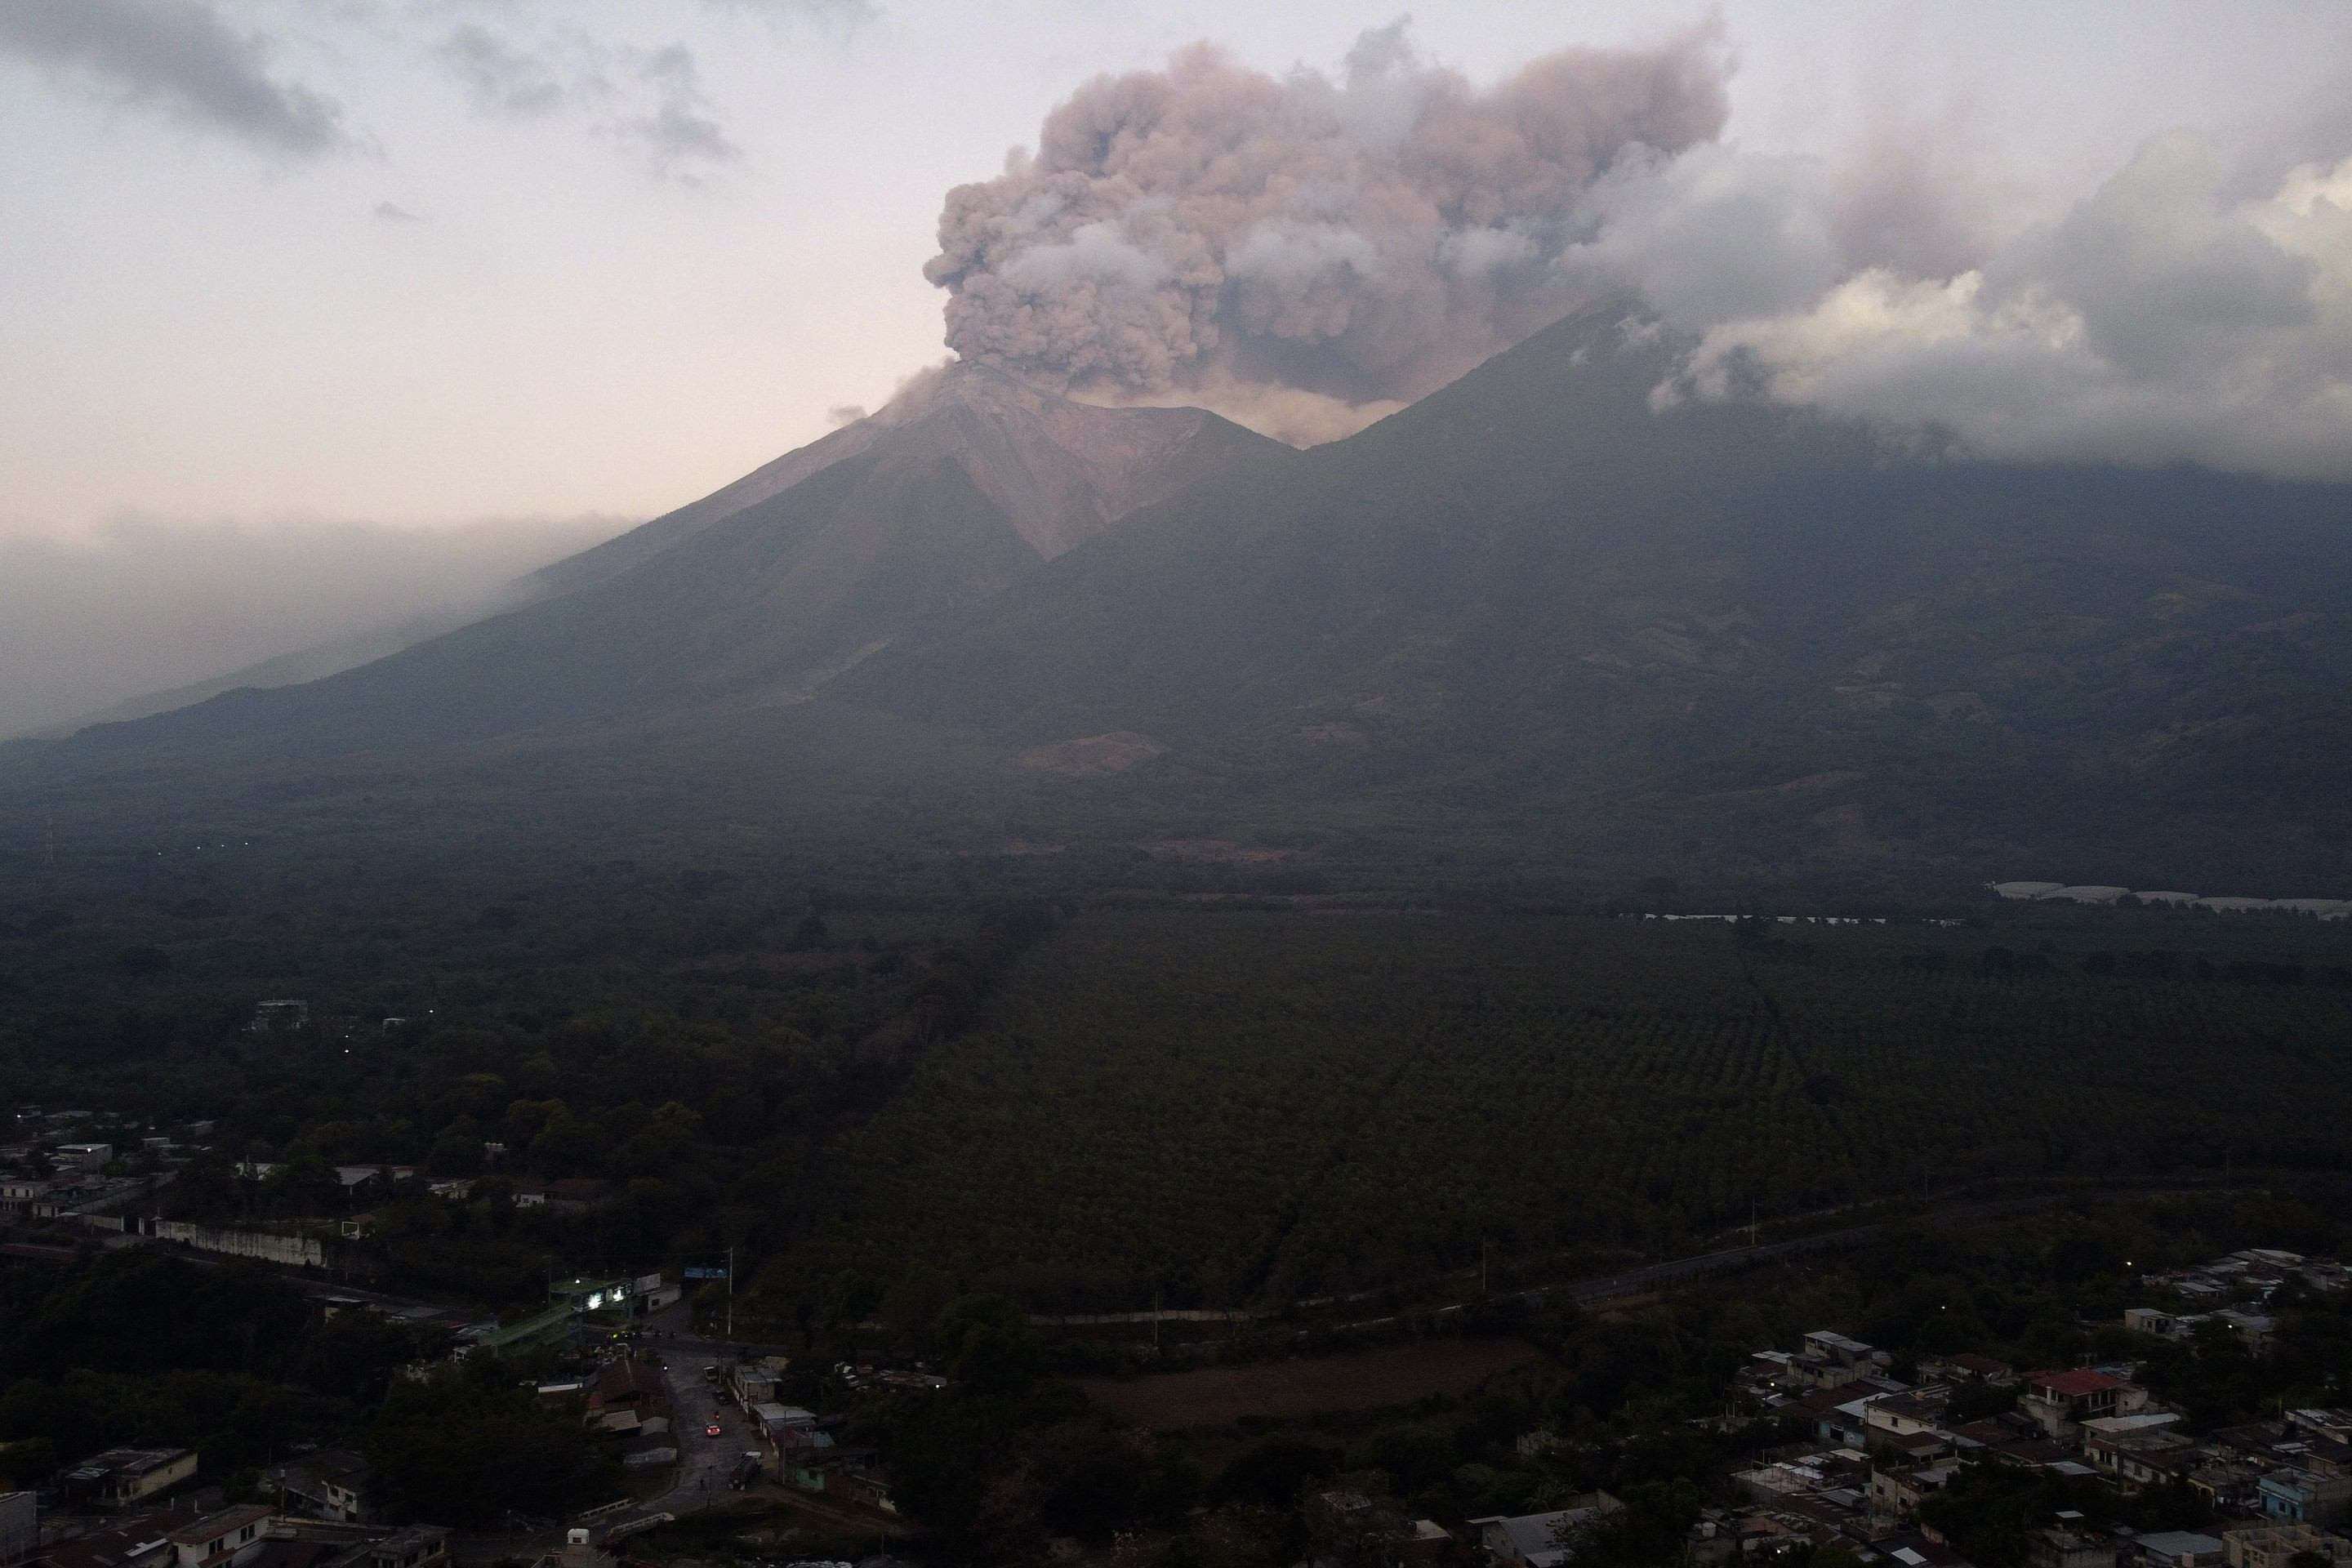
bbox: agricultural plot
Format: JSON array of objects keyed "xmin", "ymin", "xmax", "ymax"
[
  {"xmin": 1076, "ymin": 1338, "xmax": 1541, "ymax": 1429},
  {"xmin": 787, "ymin": 908, "xmax": 2352, "ymax": 1312}
]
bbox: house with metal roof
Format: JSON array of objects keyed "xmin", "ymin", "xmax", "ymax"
[
  {"xmin": 2023, "ymin": 1369, "xmax": 2146, "ymax": 1439},
  {"xmin": 165, "ymin": 1505, "xmax": 273, "ymax": 1568},
  {"xmin": 1469, "ymin": 1494, "xmax": 1624, "ymax": 1568},
  {"xmin": 63, "ymin": 1451, "xmax": 197, "ymax": 1512},
  {"xmin": 2133, "ymin": 1532, "xmax": 2226, "ymax": 1568}
]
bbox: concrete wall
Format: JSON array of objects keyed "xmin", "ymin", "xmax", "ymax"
[
  {"xmin": 149, "ymin": 1219, "xmax": 327, "ymax": 1268},
  {"xmin": 117, "ymin": 1452, "xmax": 198, "ymax": 1503},
  {"xmin": 0, "ymin": 1490, "xmax": 37, "ymax": 1568}
]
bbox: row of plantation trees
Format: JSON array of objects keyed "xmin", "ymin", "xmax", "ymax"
[{"xmin": 769, "ymin": 911, "xmax": 2352, "ymax": 1312}]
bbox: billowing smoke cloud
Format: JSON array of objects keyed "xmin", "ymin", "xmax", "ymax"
[
  {"xmin": 924, "ymin": 21, "xmax": 1732, "ymax": 443},
  {"xmin": 932, "ymin": 20, "xmax": 2352, "ymax": 479},
  {"xmin": 1641, "ymin": 131, "xmax": 2352, "ymax": 479},
  {"xmin": 0, "ymin": 514, "xmax": 627, "ymax": 739}
]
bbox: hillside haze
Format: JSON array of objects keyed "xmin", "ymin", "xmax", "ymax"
[{"xmin": 22, "ymin": 306, "xmax": 2352, "ymax": 892}]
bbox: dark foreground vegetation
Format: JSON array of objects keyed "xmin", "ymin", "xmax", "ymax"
[
  {"xmin": 0, "ymin": 1249, "xmax": 614, "ymax": 1524},
  {"xmin": 5, "ymin": 883, "xmax": 2350, "ymax": 1319},
  {"xmin": 5, "ymin": 812, "xmax": 2350, "ymax": 1563}
]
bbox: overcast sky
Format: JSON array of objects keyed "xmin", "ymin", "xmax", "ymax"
[
  {"xmin": 2, "ymin": 0, "xmax": 2350, "ymax": 730},
  {"xmin": 7, "ymin": 0, "xmax": 2350, "ymax": 530}
]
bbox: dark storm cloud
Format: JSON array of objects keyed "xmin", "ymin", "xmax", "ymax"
[{"xmin": 0, "ymin": 0, "xmax": 352, "ymax": 155}]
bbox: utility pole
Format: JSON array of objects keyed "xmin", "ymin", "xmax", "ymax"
[
  {"xmin": 1152, "ymin": 1287, "xmax": 1161, "ymax": 1356},
  {"xmin": 725, "ymin": 1246, "xmax": 735, "ymax": 1344}
]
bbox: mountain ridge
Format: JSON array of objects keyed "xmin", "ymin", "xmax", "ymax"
[
  {"xmin": 22, "ymin": 305, "xmax": 2352, "ymax": 889},
  {"xmin": 56, "ymin": 365, "xmax": 1292, "ymax": 753},
  {"xmin": 30, "ymin": 364, "xmax": 1278, "ymax": 742},
  {"xmin": 814, "ymin": 306, "xmax": 2352, "ymax": 882}
]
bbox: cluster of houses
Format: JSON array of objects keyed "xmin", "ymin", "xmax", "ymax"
[
  {"xmin": 2121, "ymin": 1250, "xmax": 2352, "ymax": 1354},
  {"xmin": 228, "ymin": 1162, "xmax": 615, "ymax": 1220},
  {"xmin": 0, "ymin": 1107, "xmax": 211, "ymax": 1223},
  {"xmin": 526, "ymin": 1343, "xmax": 903, "ymax": 1512},
  {"xmin": 548, "ymin": 1357, "xmax": 680, "ymax": 1476},
  {"xmin": 1432, "ymin": 1248, "xmax": 2352, "ymax": 1568},
  {"xmin": 1619, "ymin": 1247, "xmax": 2352, "ymax": 1568},
  {"xmin": 2, "ymin": 1099, "xmax": 631, "ymax": 1240},
  {"xmin": 1726, "ymin": 1345, "xmax": 2352, "ymax": 1568},
  {"xmin": 0, "ymin": 1099, "xmax": 657, "ymax": 1277},
  {"xmin": 705, "ymin": 1355, "xmax": 904, "ymax": 1514},
  {"xmin": 12, "ymin": 1454, "xmax": 448, "ymax": 1568}
]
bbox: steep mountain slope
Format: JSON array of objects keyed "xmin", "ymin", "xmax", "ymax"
[
  {"xmin": 829, "ymin": 305, "xmax": 2352, "ymax": 884},
  {"xmin": 69, "ymin": 368, "xmax": 1290, "ymax": 752},
  {"xmin": 524, "ymin": 397, "xmax": 904, "ymax": 599},
  {"xmin": 39, "ymin": 367, "xmax": 1276, "ymax": 741},
  {"xmin": 24, "ymin": 306, "xmax": 2352, "ymax": 890},
  {"xmin": 528, "ymin": 363, "xmax": 1276, "ymax": 596},
  {"xmin": 22, "ymin": 399, "xmax": 898, "ymax": 738}
]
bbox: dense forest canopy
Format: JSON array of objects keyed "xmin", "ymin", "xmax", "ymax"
[{"xmin": 8, "ymin": 871, "xmax": 2350, "ymax": 1321}]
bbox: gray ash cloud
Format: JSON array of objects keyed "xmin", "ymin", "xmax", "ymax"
[{"xmin": 923, "ymin": 20, "xmax": 1730, "ymax": 442}]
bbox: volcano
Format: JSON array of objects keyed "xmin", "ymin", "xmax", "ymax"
[
  {"xmin": 530, "ymin": 363, "xmax": 1286, "ymax": 597},
  {"xmin": 74, "ymin": 365, "xmax": 1288, "ymax": 751},
  {"xmin": 31, "ymin": 307, "xmax": 2352, "ymax": 889}
]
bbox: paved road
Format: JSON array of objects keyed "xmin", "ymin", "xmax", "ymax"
[
  {"xmin": 1299, "ymin": 1185, "xmax": 2222, "ymax": 1339},
  {"xmin": 589, "ymin": 1300, "xmax": 782, "ymax": 1541},
  {"xmin": 1557, "ymin": 1223, "xmax": 1892, "ymax": 1305},
  {"xmin": 1548, "ymin": 1187, "xmax": 2169, "ymax": 1307}
]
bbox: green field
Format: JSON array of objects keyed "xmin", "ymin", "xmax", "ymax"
[{"xmin": 782, "ymin": 906, "xmax": 2352, "ymax": 1312}]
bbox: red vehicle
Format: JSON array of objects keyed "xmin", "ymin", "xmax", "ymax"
[{"xmin": 705, "ymin": 1422, "xmax": 723, "ymax": 1437}]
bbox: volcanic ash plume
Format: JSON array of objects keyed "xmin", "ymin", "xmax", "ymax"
[{"xmin": 924, "ymin": 21, "xmax": 1730, "ymax": 443}]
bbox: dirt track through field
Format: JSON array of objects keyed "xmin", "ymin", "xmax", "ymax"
[{"xmin": 1077, "ymin": 1337, "xmax": 1540, "ymax": 1429}]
